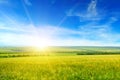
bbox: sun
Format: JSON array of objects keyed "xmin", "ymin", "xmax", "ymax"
[
  {"xmin": 34, "ymin": 43, "xmax": 48, "ymax": 51},
  {"xmin": 32, "ymin": 38, "xmax": 49, "ymax": 51},
  {"xmin": 28, "ymin": 34, "xmax": 52, "ymax": 51}
]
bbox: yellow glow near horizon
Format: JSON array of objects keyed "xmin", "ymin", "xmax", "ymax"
[
  {"xmin": 32, "ymin": 38, "xmax": 50, "ymax": 51},
  {"xmin": 34, "ymin": 45, "xmax": 47, "ymax": 51},
  {"xmin": 34, "ymin": 44, "xmax": 48, "ymax": 51}
]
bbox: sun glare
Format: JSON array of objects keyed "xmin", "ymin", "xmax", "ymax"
[
  {"xmin": 35, "ymin": 44, "xmax": 47, "ymax": 51},
  {"xmin": 32, "ymin": 38, "xmax": 49, "ymax": 51}
]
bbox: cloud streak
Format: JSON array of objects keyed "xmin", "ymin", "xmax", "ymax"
[
  {"xmin": 1, "ymin": 22, "xmax": 120, "ymax": 46},
  {"xmin": 24, "ymin": 0, "xmax": 32, "ymax": 6},
  {"xmin": 88, "ymin": 0, "xmax": 97, "ymax": 17},
  {"xmin": 67, "ymin": 0, "xmax": 101, "ymax": 21},
  {"xmin": 0, "ymin": 0, "xmax": 120, "ymax": 46}
]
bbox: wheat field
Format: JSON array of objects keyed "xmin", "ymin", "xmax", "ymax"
[{"xmin": 0, "ymin": 55, "xmax": 120, "ymax": 80}]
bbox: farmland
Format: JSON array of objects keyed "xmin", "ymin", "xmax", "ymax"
[
  {"xmin": 0, "ymin": 46, "xmax": 120, "ymax": 57},
  {"xmin": 0, "ymin": 47, "xmax": 120, "ymax": 80}
]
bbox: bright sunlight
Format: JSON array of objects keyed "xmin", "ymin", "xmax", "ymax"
[{"xmin": 32, "ymin": 37, "xmax": 50, "ymax": 51}]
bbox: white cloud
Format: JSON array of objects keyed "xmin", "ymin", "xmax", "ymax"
[
  {"xmin": 87, "ymin": 0, "xmax": 97, "ymax": 16},
  {"xmin": 51, "ymin": 38, "xmax": 120, "ymax": 46},
  {"xmin": 0, "ymin": 0, "xmax": 120, "ymax": 46},
  {"xmin": 77, "ymin": 16, "xmax": 120, "ymax": 42},
  {"xmin": 0, "ymin": 10, "xmax": 120, "ymax": 46},
  {"xmin": 67, "ymin": 0, "xmax": 102, "ymax": 21},
  {"xmin": 79, "ymin": 0, "xmax": 101, "ymax": 21},
  {"xmin": 1, "ymin": 23, "xmax": 120, "ymax": 46},
  {"xmin": 65, "ymin": 0, "xmax": 120, "ymax": 45}
]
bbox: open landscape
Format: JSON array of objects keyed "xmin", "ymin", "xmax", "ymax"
[
  {"xmin": 0, "ymin": 0, "xmax": 120, "ymax": 80},
  {"xmin": 0, "ymin": 47, "xmax": 120, "ymax": 80}
]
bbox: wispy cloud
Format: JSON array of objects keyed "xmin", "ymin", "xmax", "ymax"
[
  {"xmin": 77, "ymin": 0, "xmax": 100, "ymax": 21},
  {"xmin": 23, "ymin": 0, "xmax": 32, "ymax": 6},
  {"xmin": 67, "ymin": 0, "xmax": 101, "ymax": 21},
  {"xmin": 87, "ymin": 0, "xmax": 97, "ymax": 17},
  {"xmin": 0, "ymin": 0, "xmax": 120, "ymax": 46},
  {"xmin": 60, "ymin": 0, "xmax": 120, "ymax": 46},
  {"xmin": 1, "ymin": 22, "xmax": 120, "ymax": 46},
  {"xmin": 77, "ymin": 15, "xmax": 119, "ymax": 41},
  {"xmin": 58, "ymin": 3, "xmax": 79, "ymax": 26}
]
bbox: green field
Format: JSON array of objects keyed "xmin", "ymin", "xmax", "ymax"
[
  {"xmin": 0, "ymin": 47, "xmax": 120, "ymax": 80},
  {"xmin": 0, "ymin": 47, "xmax": 120, "ymax": 57}
]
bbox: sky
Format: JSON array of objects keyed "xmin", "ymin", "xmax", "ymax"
[{"xmin": 0, "ymin": 0, "xmax": 120, "ymax": 46}]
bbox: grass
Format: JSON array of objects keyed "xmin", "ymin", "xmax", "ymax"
[
  {"xmin": 0, "ymin": 46, "xmax": 120, "ymax": 58},
  {"xmin": 0, "ymin": 47, "xmax": 120, "ymax": 80},
  {"xmin": 0, "ymin": 55, "xmax": 120, "ymax": 80}
]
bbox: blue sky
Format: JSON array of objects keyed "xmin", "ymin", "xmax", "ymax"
[{"xmin": 0, "ymin": 0, "xmax": 120, "ymax": 46}]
